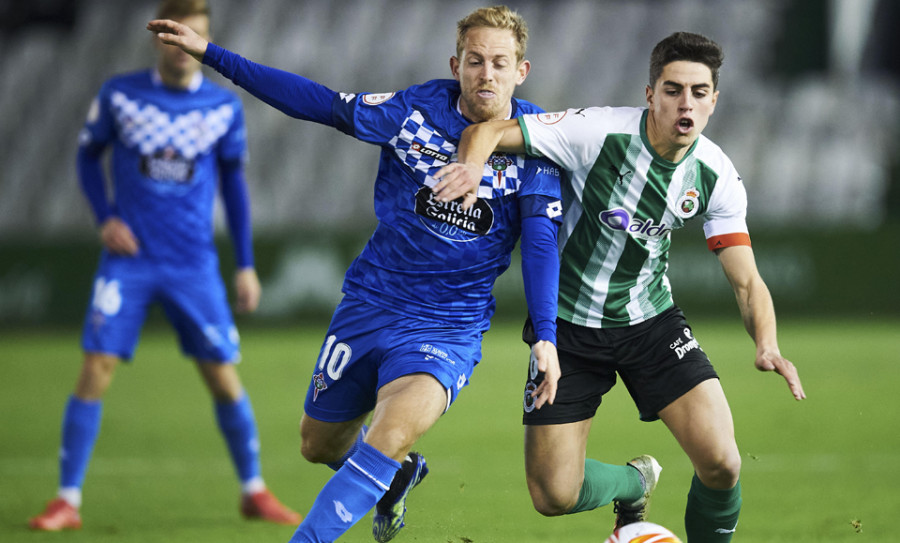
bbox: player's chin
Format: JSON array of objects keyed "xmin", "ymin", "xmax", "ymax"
[{"xmin": 473, "ymin": 103, "xmax": 507, "ymax": 123}]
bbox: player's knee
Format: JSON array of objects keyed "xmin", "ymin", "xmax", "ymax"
[
  {"xmin": 527, "ymin": 479, "xmax": 577, "ymax": 517},
  {"xmin": 299, "ymin": 418, "xmax": 357, "ymax": 465},
  {"xmin": 299, "ymin": 435, "xmax": 339, "ymax": 464},
  {"xmin": 299, "ymin": 443, "xmax": 324, "ymax": 464},
  {"xmin": 300, "ymin": 428, "xmax": 335, "ymax": 464},
  {"xmin": 76, "ymin": 352, "xmax": 120, "ymax": 399},
  {"xmin": 83, "ymin": 352, "xmax": 118, "ymax": 376},
  {"xmin": 697, "ymin": 450, "xmax": 741, "ymax": 489},
  {"xmin": 530, "ymin": 493, "xmax": 575, "ymax": 517}
]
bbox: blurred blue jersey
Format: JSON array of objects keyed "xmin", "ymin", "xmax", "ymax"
[
  {"xmin": 331, "ymin": 80, "xmax": 562, "ymax": 327},
  {"xmin": 78, "ymin": 70, "xmax": 247, "ymax": 268}
]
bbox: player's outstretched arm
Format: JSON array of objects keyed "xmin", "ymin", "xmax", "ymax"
[
  {"xmin": 147, "ymin": 19, "xmax": 208, "ymax": 61},
  {"xmin": 434, "ymin": 119, "xmax": 525, "ymax": 204},
  {"xmin": 717, "ymin": 245, "xmax": 806, "ymax": 400}
]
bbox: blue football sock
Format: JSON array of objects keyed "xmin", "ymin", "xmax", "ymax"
[
  {"xmin": 59, "ymin": 395, "xmax": 103, "ymax": 490},
  {"xmin": 326, "ymin": 424, "xmax": 368, "ymax": 471},
  {"xmin": 289, "ymin": 442, "xmax": 400, "ymax": 543},
  {"xmin": 214, "ymin": 394, "xmax": 261, "ymax": 483}
]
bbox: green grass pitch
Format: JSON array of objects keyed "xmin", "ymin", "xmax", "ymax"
[{"xmin": 1, "ymin": 317, "xmax": 897, "ymax": 542}]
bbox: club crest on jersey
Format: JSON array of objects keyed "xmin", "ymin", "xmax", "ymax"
[
  {"xmin": 312, "ymin": 372, "xmax": 328, "ymax": 401},
  {"xmin": 415, "ymin": 187, "xmax": 494, "ymax": 239},
  {"xmin": 488, "ymin": 154, "xmax": 514, "ymax": 188},
  {"xmin": 140, "ymin": 146, "xmax": 195, "ymax": 183},
  {"xmin": 362, "ymin": 92, "xmax": 396, "ymax": 106},
  {"xmin": 677, "ymin": 189, "xmax": 700, "ymax": 219},
  {"xmin": 489, "ymin": 154, "xmax": 513, "ymax": 172},
  {"xmin": 599, "ymin": 208, "xmax": 672, "ymax": 239}
]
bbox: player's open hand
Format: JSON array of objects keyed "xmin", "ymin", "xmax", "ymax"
[
  {"xmin": 234, "ymin": 267, "xmax": 261, "ymax": 314},
  {"xmin": 147, "ymin": 19, "xmax": 208, "ymax": 61},
  {"xmin": 756, "ymin": 350, "xmax": 806, "ymax": 400},
  {"xmin": 100, "ymin": 216, "xmax": 139, "ymax": 256},
  {"xmin": 433, "ymin": 162, "xmax": 482, "ymax": 210},
  {"xmin": 531, "ymin": 340, "xmax": 560, "ymax": 409}
]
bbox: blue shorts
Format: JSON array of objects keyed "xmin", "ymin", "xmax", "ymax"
[
  {"xmin": 303, "ymin": 297, "xmax": 485, "ymax": 423},
  {"xmin": 81, "ymin": 254, "xmax": 240, "ymax": 362}
]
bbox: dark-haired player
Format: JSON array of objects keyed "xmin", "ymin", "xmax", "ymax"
[{"xmin": 436, "ymin": 31, "xmax": 806, "ymax": 542}]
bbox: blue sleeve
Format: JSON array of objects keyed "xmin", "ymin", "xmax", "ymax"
[
  {"xmin": 219, "ymin": 158, "xmax": 254, "ymax": 269},
  {"xmin": 520, "ymin": 213, "xmax": 560, "ymax": 345},
  {"xmin": 218, "ymin": 97, "xmax": 248, "ymax": 162},
  {"xmin": 203, "ymin": 42, "xmax": 337, "ymax": 126},
  {"xmin": 76, "ymin": 144, "xmax": 112, "ymax": 225}
]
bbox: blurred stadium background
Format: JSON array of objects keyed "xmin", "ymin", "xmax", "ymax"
[{"xmin": 0, "ymin": 0, "xmax": 898, "ymax": 325}]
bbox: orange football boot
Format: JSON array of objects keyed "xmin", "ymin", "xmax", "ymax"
[
  {"xmin": 29, "ymin": 498, "xmax": 82, "ymax": 531},
  {"xmin": 240, "ymin": 489, "xmax": 302, "ymax": 525}
]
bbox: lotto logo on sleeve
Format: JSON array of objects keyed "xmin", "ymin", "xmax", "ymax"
[{"xmin": 546, "ymin": 201, "xmax": 563, "ymax": 219}]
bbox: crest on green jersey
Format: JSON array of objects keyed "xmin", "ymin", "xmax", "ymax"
[{"xmin": 677, "ymin": 189, "xmax": 700, "ymax": 219}]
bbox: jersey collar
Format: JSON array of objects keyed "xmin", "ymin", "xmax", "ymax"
[{"xmin": 151, "ymin": 69, "xmax": 204, "ymax": 93}]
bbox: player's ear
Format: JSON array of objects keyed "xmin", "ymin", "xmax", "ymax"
[
  {"xmin": 645, "ymin": 84, "xmax": 654, "ymax": 107},
  {"xmin": 450, "ymin": 56, "xmax": 461, "ymax": 81},
  {"xmin": 516, "ymin": 59, "xmax": 531, "ymax": 85}
]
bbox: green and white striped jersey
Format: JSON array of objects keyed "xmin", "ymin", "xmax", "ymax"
[{"xmin": 519, "ymin": 107, "xmax": 750, "ymax": 329}]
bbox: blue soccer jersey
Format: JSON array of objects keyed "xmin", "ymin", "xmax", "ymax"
[
  {"xmin": 331, "ymin": 80, "xmax": 562, "ymax": 326},
  {"xmin": 203, "ymin": 43, "xmax": 562, "ymax": 336},
  {"xmin": 78, "ymin": 70, "xmax": 248, "ymax": 269},
  {"xmin": 204, "ymin": 45, "xmax": 562, "ymax": 333}
]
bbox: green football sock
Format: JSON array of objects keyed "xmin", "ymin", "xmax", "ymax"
[
  {"xmin": 684, "ymin": 474, "xmax": 742, "ymax": 542},
  {"xmin": 568, "ymin": 458, "xmax": 643, "ymax": 514}
]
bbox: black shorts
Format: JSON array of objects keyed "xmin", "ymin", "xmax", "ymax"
[{"xmin": 522, "ymin": 305, "xmax": 718, "ymax": 424}]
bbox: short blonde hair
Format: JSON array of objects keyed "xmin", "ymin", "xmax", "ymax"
[
  {"xmin": 156, "ymin": 0, "xmax": 210, "ymax": 21},
  {"xmin": 456, "ymin": 5, "xmax": 529, "ymax": 63}
]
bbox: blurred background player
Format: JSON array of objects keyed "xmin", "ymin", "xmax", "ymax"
[
  {"xmin": 28, "ymin": 0, "xmax": 301, "ymax": 531},
  {"xmin": 436, "ymin": 31, "xmax": 805, "ymax": 542},
  {"xmin": 149, "ymin": 5, "xmax": 564, "ymax": 542}
]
